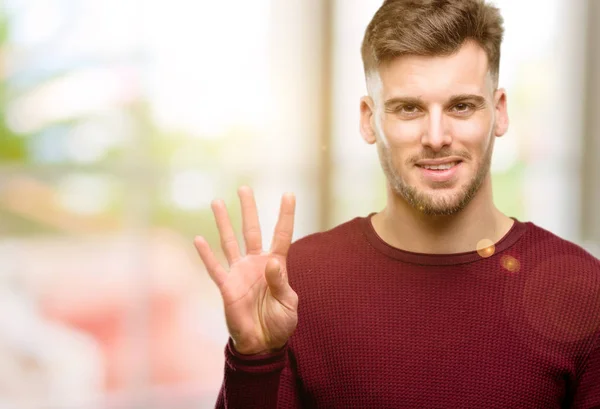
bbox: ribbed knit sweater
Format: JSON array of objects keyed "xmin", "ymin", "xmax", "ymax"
[{"xmin": 215, "ymin": 215, "xmax": 600, "ymax": 408}]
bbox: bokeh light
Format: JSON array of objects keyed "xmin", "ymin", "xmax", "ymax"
[
  {"xmin": 476, "ymin": 239, "xmax": 496, "ymax": 258},
  {"xmin": 500, "ymin": 255, "xmax": 521, "ymax": 273}
]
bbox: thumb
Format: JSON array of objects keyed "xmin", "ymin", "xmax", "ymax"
[{"xmin": 264, "ymin": 258, "xmax": 288, "ymax": 298}]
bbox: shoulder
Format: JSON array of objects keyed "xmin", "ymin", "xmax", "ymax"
[
  {"xmin": 513, "ymin": 223, "xmax": 600, "ymax": 357},
  {"xmin": 285, "ymin": 216, "xmax": 370, "ymax": 282},
  {"xmin": 288, "ymin": 216, "xmax": 367, "ymax": 258},
  {"xmin": 520, "ymin": 221, "xmax": 600, "ymax": 268},
  {"xmin": 517, "ymin": 222, "xmax": 600, "ymax": 317}
]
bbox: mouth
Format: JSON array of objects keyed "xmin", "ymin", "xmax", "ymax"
[
  {"xmin": 417, "ymin": 161, "xmax": 461, "ymax": 171},
  {"xmin": 416, "ymin": 160, "xmax": 463, "ymax": 182}
]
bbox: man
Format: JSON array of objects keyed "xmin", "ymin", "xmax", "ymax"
[{"xmin": 195, "ymin": 0, "xmax": 600, "ymax": 407}]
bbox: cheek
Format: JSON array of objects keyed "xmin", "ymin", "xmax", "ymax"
[
  {"xmin": 380, "ymin": 117, "xmax": 423, "ymax": 146},
  {"xmin": 449, "ymin": 117, "xmax": 493, "ymax": 150}
]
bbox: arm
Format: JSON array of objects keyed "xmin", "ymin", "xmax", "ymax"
[
  {"xmin": 215, "ymin": 340, "xmax": 302, "ymax": 409},
  {"xmin": 571, "ymin": 333, "xmax": 600, "ymax": 408}
]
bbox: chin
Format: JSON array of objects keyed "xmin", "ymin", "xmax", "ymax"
[
  {"xmin": 417, "ymin": 200, "xmax": 466, "ymax": 216},
  {"xmin": 416, "ymin": 196, "xmax": 466, "ymax": 216},
  {"xmin": 394, "ymin": 181, "xmax": 475, "ymax": 216}
]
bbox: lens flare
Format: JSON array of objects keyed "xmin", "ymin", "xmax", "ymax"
[
  {"xmin": 501, "ymin": 255, "xmax": 520, "ymax": 273},
  {"xmin": 476, "ymin": 239, "xmax": 495, "ymax": 258}
]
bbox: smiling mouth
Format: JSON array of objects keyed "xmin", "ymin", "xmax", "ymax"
[
  {"xmin": 417, "ymin": 161, "xmax": 460, "ymax": 171},
  {"xmin": 415, "ymin": 161, "xmax": 463, "ymax": 183}
]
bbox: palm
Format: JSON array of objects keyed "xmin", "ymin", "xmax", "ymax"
[
  {"xmin": 195, "ymin": 187, "xmax": 298, "ymax": 355},
  {"xmin": 221, "ymin": 253, "xmax": 295, "ymax": 350}
]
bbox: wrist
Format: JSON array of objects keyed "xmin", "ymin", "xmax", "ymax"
[{"xmin": 232, "ymin": 339, "xmax": 286, "ymax": 356}]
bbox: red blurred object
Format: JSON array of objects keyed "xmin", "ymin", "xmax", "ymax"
[{"xmin": 33, "ymin": 231, "xmax": 225, "ymax": 395}]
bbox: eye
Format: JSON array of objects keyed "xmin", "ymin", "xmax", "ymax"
[
  {"xmin": 451, "ymin": 103, "xmax": 474, "ymax": 114},
  {"xmin": 397, "ymin": 105, "xmax": 422, "ymax": 117}
]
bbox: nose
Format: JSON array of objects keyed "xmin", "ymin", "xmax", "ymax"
[{"xmin": 421, "ymin": 108, "xmax": 452, "ymax": 151}]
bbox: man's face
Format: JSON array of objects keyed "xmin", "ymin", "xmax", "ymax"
[{"xmin": 360, "ymin": 41, "xmax": 509, "ymax": 216}]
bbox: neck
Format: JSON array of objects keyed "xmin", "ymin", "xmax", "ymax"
[{"xmin": 372, "ymin": 176, "xmax": 514, "ymax": 254}]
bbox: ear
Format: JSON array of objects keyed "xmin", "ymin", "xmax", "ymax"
[
  {"xmin": 493, "ymin": 88, "xmax": 509, "ymax": 137},
  {"xmin": 360, "ymin": 96, "xmax": 377, "ymax": 144}
]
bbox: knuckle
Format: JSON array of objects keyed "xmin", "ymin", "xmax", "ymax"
[
  {"xmin": 245, "ymin": 226, "xmax": 261, "ymax": 235},
  {"xmin": 275, "ymin": 230, "xmax": 292, "ymax": 240},
  {"xmin": 221, "ymin": 236, "xmax": 238, "ymax": 246},
  {"xmin": 290, "ymin": 293, "xmax": 299, "ymax": 309}
]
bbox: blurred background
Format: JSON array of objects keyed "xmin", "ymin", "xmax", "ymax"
[{"xmin": 0, "ymin": 0, "xmax": 598, "ymax": 408}]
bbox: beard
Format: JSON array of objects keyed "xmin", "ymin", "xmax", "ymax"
[{"xmin": 377, "ymin": 139, "xmax": 494, "ymax": 216}]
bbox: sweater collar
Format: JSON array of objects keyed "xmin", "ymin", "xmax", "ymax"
[{"xmin": 360, "ymin": 213, "xmax": 528, "ymax": 266}]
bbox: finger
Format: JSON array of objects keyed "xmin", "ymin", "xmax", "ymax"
[
  {"xmin": 238, "ymin": 186, "xmax": 263, "ymax": 255},
  {"xmin": 264, "ymin": 258, "xmax": 295, "ymax": 305},
  {"xmin": 270, "ymin": 192, "xmax": 296, "ymax": 257},
  {"xmin": 194, "ymin": 236, "xmax": 227, "ymax": 287},
  {"xmin": 211, "ymin": 199, "xmax": 242, "ymax": 265}
]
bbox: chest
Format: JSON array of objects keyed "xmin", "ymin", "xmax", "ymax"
[{"xmin": 292, "ymin": 283, "xmax": 574, "ymax": 408}]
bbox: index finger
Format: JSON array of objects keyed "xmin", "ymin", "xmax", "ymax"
[{"xmin": 270, "ymin": 192, "xmax": 296, "ymax": 257}]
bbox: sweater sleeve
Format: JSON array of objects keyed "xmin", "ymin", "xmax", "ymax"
[
  {"xmin": 214, "ymin": 338, "xmax": 302, "ymax": 409},
  {"xmin": 571, "ymin": 333, "xmax": 600, "ymax": 408}
]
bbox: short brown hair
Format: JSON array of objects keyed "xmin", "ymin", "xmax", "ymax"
[{"xmin": 361, "ymin": 0, "xmax": 504, "ymax": 84}]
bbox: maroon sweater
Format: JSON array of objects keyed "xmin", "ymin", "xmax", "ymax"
[{"xmin": 216, "ymin": 215, "xmax": 600, "ymax": 408}]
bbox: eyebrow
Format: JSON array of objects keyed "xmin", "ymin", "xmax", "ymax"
[
  {"xmin": 447, "ymin": 94, "xmax": 487, "ymax": 107},
  {"xmin": 384, "ymin": 94, "xmax": 487, "ymax": 110},
  {"xmin": 384, "ymin": 96, "xmax": 425, "ymax": 111}
]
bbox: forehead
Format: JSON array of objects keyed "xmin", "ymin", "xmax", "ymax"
[{"xmin": 375, "ymin": 41, "xmax": 493, "ymax": 99}]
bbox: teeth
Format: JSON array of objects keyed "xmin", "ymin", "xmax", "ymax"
[{"xmin": 422, "ymin": 162, "xmax": 457, "ymax": 170}]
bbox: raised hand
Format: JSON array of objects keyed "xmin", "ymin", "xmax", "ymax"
[{"xmin": 194, "ymin": 186, "xmax": 298, "ymax": 355}]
